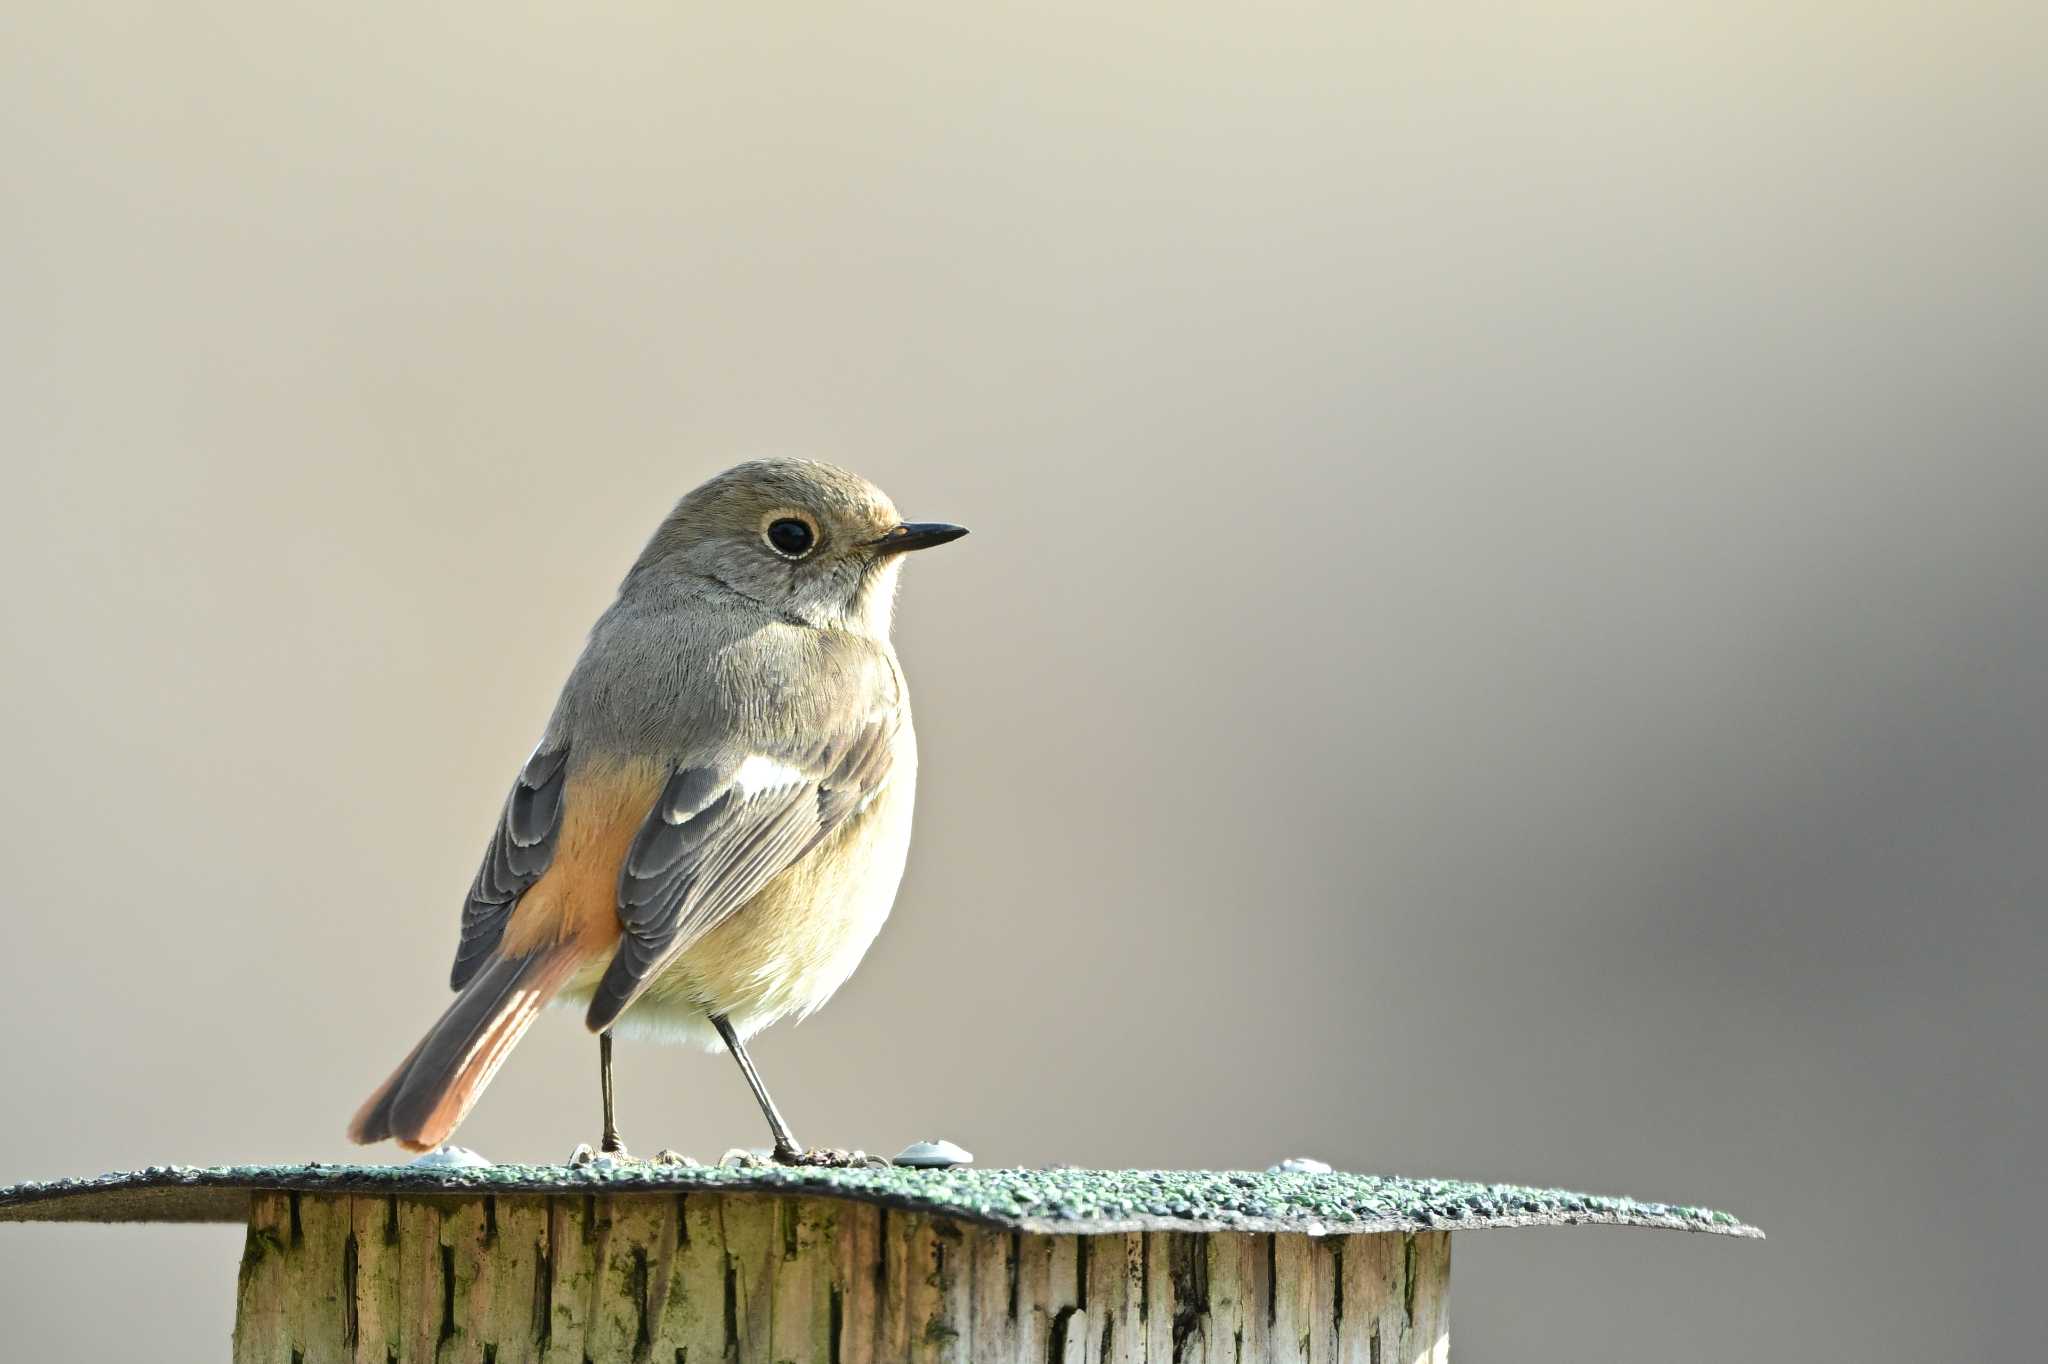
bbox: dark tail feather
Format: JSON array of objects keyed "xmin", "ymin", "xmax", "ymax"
[{"xmin": 348, "ymin": 948, "xmax": 577, "ymax": 1151}]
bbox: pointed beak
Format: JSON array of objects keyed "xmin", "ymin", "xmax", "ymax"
[{"xmin": 869, "ymin": 522, "xmax": 969, "ymax": 556}]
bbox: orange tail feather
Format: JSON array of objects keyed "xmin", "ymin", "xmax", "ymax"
[{"xmin": 348, "ymin": 947, "xmax": 581, "ymax": 1151}]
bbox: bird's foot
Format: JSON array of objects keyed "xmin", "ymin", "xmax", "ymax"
[
  {"xmin": 568, "ymin": 1142, "xmax": 701, "ymax": 1169},
  {"xmin": 715, "ymin": 1145, "xmax": 884, "ymax": 1169},
  {"xmin": 777, "ymin": 1146, "xmax": 890, "ymax": 1169}
]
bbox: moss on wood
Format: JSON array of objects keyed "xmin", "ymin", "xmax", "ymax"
[{"xmin": 0, "ymin": 1163, "xmax": 1759, "ymax": 1238}]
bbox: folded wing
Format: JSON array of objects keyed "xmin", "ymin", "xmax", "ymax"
[
  {"xmin": 585, "ymin": 716, "xmax": 898, "ymax": 1032},
  {"xmin": 450, "ymin": 740, "xmax": 569, "ymax": 990}
]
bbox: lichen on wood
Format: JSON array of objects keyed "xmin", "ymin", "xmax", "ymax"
[
  {"xmin": 227, "ymin": 1189, "xmax": 1458, "ymax": 1363},
  {"xmin": 0, "ymin": 1163, "xmax": 1761, "ymax": 1238}
]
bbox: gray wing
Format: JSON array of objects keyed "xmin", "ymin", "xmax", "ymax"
[
  {"xmin": 450, "ymin": 740, "xmax": 570, "ymax": 989},
  {"xmin": 583, "ymin": 714, "xmax": 899, "ymax": 1032}
]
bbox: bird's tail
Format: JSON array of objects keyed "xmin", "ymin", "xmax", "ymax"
[{"xmin": 348, "ymin": 946, "xmax": 581, "ymax": 1151}]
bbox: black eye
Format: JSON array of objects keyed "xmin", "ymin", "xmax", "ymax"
[{"xmin": 765, "ymin": 518, "xmax": 815, "ymax": 558}]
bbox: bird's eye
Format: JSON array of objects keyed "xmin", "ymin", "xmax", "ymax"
[{"xmin": 765, "ymin": 518, "xmax": 816, "ymax": 558}]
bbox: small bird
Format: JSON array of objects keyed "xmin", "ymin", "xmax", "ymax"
[{"xmin": 348, "ymin": 459, "xmax": 966, "ymax": 1162}]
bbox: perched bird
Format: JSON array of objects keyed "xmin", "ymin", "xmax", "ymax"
[{"xmin": 348, "ymin": 459, "xmax": 966, "ymax": 1162}]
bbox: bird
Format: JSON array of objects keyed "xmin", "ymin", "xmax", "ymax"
[{"xmin": 347, "ymin": 458, "xmax": 966, "ymax": 1163}]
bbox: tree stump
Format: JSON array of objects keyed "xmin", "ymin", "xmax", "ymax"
[{"xmin": 0, "ymin": 1163, "xmax": 1758, "ymax": 1363}]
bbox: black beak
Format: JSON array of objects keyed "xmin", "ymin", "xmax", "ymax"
[{"xmin": 870, "ymin": 522, "xmax": 969, "ymax": 556}]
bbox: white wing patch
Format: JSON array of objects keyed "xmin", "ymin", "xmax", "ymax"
[{"xmin": 732, "ymin": 753, "xmax": 809, "ymax": 798}]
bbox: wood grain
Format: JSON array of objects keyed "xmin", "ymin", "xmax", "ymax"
[{"xmin": 231, "ymin": 1191, "xmax": 1453, "ymax": 1361}]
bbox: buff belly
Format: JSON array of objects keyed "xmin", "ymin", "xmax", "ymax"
[{"xmin": 550, "ymin": 760, "xmax": 917, "ymax": 1050}]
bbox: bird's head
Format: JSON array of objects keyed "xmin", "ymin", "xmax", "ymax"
[{"xmin": 629, "ymin": 458, "xmax": 966, "ymax": 634}]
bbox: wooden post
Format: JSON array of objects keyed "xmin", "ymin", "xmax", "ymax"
[
  {"xmin": 228, "ymin": 1191, "xmax": 1451, "ymax": 1364},
  {"xmin": 0, "ymin": 1163, "xmax": 1757, "ymax": 1364}
]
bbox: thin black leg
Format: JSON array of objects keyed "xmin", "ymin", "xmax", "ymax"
[
  {"xmin": 711, "ymin": 1013, "xmax": 802, "ymax": 1162},
  {"xmin": 599, "ymin": 1031, "xmax": 625, "ymax": 1154}
]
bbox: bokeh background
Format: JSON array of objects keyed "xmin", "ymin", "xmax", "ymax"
[{"xmin": 4, "ymin": 3, "xmax": 2044, "ymax": 1359}]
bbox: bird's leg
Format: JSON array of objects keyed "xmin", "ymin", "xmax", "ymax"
[
  {"xmin": 599, "ymin": 1030, "xmax": 627, "ymax": 1156},
  {"xmin": 711, "ymin": 1013, "xmax": 803, "ymax": 1164},
  {"xmin": 569, "ymin": 1030, "xmax": 693, "ymax": 1168}
]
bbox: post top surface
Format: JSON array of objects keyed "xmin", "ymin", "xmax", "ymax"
[{"xmin": 0, "ymin": 1162, "xmax": 1761, "ymax": 1238}]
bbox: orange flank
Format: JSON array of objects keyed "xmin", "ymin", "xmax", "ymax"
[{"xmin": 501, "ymin": 758, "xmax": 666, "ymax": 959}]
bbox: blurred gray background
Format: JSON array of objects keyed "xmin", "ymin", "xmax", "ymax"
[{"xmin": 3, "ymin": 2, "xmax": 2044, "ymax": 1360}]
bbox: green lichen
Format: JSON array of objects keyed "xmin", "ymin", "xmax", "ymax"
[{"xmin": 0, "ymin": 1163, "xmax": 1761, "ymax": 1238}]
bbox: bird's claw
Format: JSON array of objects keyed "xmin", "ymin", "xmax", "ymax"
[
  {"xmin": 712, "ymin": 1145, "xmax": 885, "ymax": 1169},
  {"xmin": 568, "ymin": 1141, "xmax": 699, "ymax": 1170},
  {"xmin": 777, "ymin": 1146, "xmax": 888, "ymax": 1169}
]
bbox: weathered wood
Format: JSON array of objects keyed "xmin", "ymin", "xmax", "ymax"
[
  {"xmin": 232, "ymin": 1192, "xmax": 290, "ymax": 1364},
  {"xmin": 1141, "ymin": 1232, "xmax": 1171, "ymax": 1364},
  {"xmin": 890, "ymin": 1210, "xmax": 968, "ymax": 1363},
  {"xmin": 662, "ymin": 1190, "xmax": 726, "ymax": 1359},
  {"xmin": 969, "ymin": 1225, "xmax": 1017, "ymax": 1362},
  {"xmin": 722, "ymin": 1191, "xmax": 777, "ymax": 1359},
  {"xmin": 1082, "ymin": 1232, "xmax": 1143, "ymax": 1363},
  {"xmin": 1307, "ymin": 1236, "xmax": 1340, "ymax": 1364},
  {"xmin": 289, "ymin": 1193, "xmax": 354, "ymax": 1364},
  {"xmin": 1038, "ymin": 1228, "xmax": 1081, "ymax": 1361},
  {"xmin": 1406, "ymin": 1233, "xmax": 1451, "ymax": 1364},
  {"xmin": 835, "ymin": 1200, "xmax": 882, "ymax": 1364},
  {"xmin": 232, "ymin": 1190, "xmax": 1455, "ymax": 1361},
  {"xmin": 1272, "ymin": 1232, "xmax": 1315, "ymax": 1362},
  {"xmin": 348, "ymin": 1195, "xmax": 401, "ymax": 1364}
]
